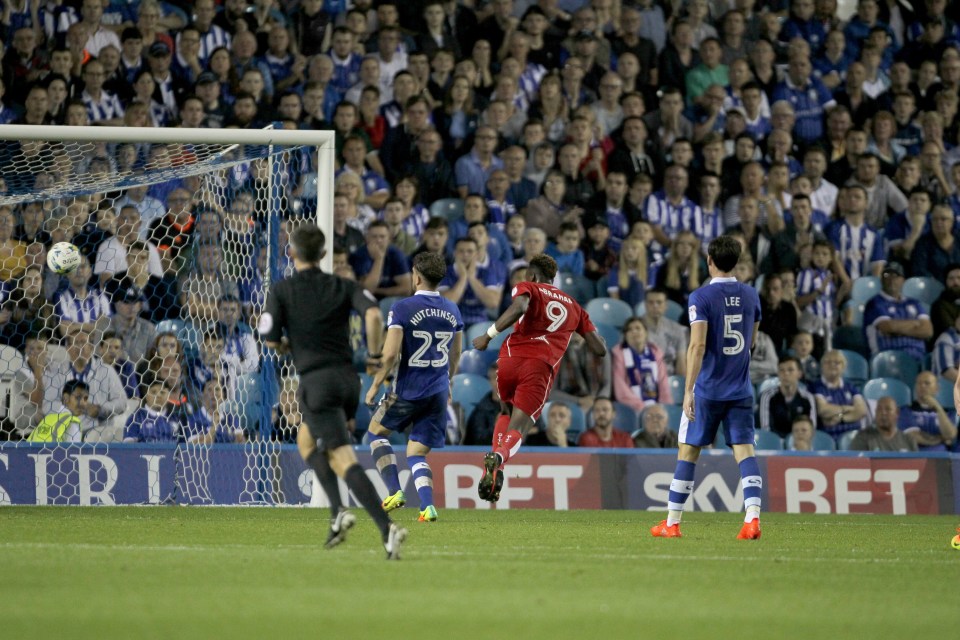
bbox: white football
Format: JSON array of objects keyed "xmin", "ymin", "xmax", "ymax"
[{"xmin": 47, "ymin": 242, "xmax": 82, "ymax": 275}]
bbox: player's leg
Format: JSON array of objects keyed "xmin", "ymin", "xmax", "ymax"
[
  {"xmin": 492, "ymin": 357, "xmax": 549, "ymax": 466},
  {"xmin": 651, "ymin": 395, "xmax": 716, "ymax": 537},
  {"xmin": 367, "ymin": 394, "xmax": 406, "ymax": 512},
  {"xmin": 726, "ymin": 398, "xmax": 762, "ymax": 539},
  {"xmin": 406, "ymin": 391, "xmax": 446, "ymax": 522}
]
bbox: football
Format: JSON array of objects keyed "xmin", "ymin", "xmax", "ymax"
[{"xmin": 46, "ymin": 242, "xmax": 82, "ymax": 275}]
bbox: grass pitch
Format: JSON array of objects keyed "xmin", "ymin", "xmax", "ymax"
[{"xmin": 1, "ymin": 508, "xmax": 957, "ymax": 640}]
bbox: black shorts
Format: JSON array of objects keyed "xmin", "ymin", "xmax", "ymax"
[{"xmin": 297, "ymin": 366, "xmax": 360, "ymax": 452}]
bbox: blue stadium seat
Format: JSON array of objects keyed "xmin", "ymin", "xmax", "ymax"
[
  {"xmin": 634, "ymin": 301, "xmax": 646, "ymax": 317},
  {"xmin": 850, "ymin": 276, "xmax": 881, "ymax": 304},
  {"xmin": 542, "ymin": 401, "xmax": 587, "ymax": 439},
  {"xmin": 355, "ymin": 373, "xmax": 376, "ymax": 434},
  {"xmin": 558, "ymin": 273, "xmax": 595, "ymax": 306},
  {"xmin": 452, "ymin": 374, "xmax": 491, "ymax": 418},
  {"xmin": 658, "ymin": 404, "xmax": 681, "ymax": 431},
  {"xmin": 842, "ymin": 300, "xmax": 865, "ymax": 327},
  {"xmin": 833, "ymin": 325, "xmax": 869, "ymax": 356},
  {"xmin": 755, "ymin": 430, "xmax": 784, "ymax": 450},
  {"xmin": 457, "ymin": 349, "xmax": 489, "ymax": 376},
  {"xmin": 863, "ymin": 377, "xmax": 911, "ymax": 407},
  {"xmin": 664, "ymin": 300, "xmax": 684, "ymax": 322},
  {"xmin": 838, "ymin": 430, "xmax": 859, "ymax": 451},
  {"xmin": 613, "ymin": 402, "xmax": 639, "ymax": 432},
  {"xmin": 837, "ymin": 350, "xmax": 869, "ymax": 388},
  {"xmin": 812, "ymin": 431, "xmax": 837, "ymax": 451},
  {"xmin": 870, "ymin": 350, "xmax": 919, "ymax": 386},
  {"xmin": 464, "ymin": 324, "xmax": 512, "ymax": 364},
  {"xmin": 902, "ymin": 276, "xmax": 944, "ymax": 306},
  {"xmin": 594, "ymin": 322, "xmax": 622, "ymax": 351},
  {"xmin": 667, "ymin": 375, "xmax": 684, "ymax": 405},
  {"xmin": 937, "ymin": 376, "xmax": 955, "ymax": 409},
  {"xmin": 585, "ymin": 297, "xmax": 634, "ymax": 328},
  {"xmin": 379, "ymin": 296, "xmax": 401, "ymax": 320},
  {"xmin": 429, "ymin": 197, "xmax": 464, "ymax": 221}
]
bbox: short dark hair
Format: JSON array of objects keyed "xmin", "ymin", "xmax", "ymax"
[
  {"xmin": 528, "ymin": 253, "xmax": 558, "ymax": 281},
  {"xmin": 425, "ymin": 216, "xmax": 448, "ymax": 231},
  {"xmin": 558, "ymin": 221, "xmax": 579, "ymax": 235},
  {"xmin": 291, "ymin": 225, "xmax": 325, "ymax": 263},
  {"xmin": 792, "ymin": 414, "xmax": 814, "ymax": 427},
  {"xmin": 412, "ymin": 252, "xmax": 447, "ymax": 287},
  {"xmin": 778, "ymin": 355, "xmax": 802, "ymax": 369},
  {"xmin": 62, "ymin": 379, "xmax": 89, "ymax": 397},
  {"xmin": 708, "ymin": 235, "xmax": 742, "ymax": 272}
]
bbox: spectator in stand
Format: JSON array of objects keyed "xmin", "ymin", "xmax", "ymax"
[
  {"xmin": 97, "ymin": 330, "xmax": 139, "ymax": 399},
  {"xmin": 759, "ymin": 356, "xmax": 818, "ymax": 438},
  {"xmin": 847, "ymin": 152, "xmax": 908, "ymax": 231},
  {"xmin": 641, "ymin": 287, "xmax": 687, "ymax": 377},
  {"xmin": 759, "ymin": 273, "xmax": 798, "ymax": 357},
  {"xmin": 582, "ymin": 218, "xmax": 618, "ymax": 287},
  {"xmin": 525, "ymin": 402, "xmax": 577, "ymax": 447},
  {"xmin": 109, "ymin": 283, "xmax": 156, "ymax": 363},
  {"xmin": 41, "ymin": 328, "xmax": 127, "ymax": 442},
  {"xmin": 655, "ymin": 231, "xmax": 704, "ymax": 306},
  {"xmin": 578, "ymin": 397, "xmax": 634, "ymax": 448},
  {"xmin": 850, "ymin": 396, "xmax": 917, "ymax": 452},
  {"xmin": 215, "ymin": 295, "xmax": 259, "ymax": 379},
  {"xmin": 864, "ymin": 261, "xmax": 932, "ymax": 360},
  {"xmin": 898, "ymin": 372, "xmax": 957, "ymax": 452},
  {"xmin": 181, "ymin": 243, "xmax": 240, "ymax": 331},
  {"xmin": 584, "ymin": 171, "xmax": 640, "ymax": 250},
  {"xmin": 796, "ymin": 239, "xmax": 847, "ymax": 351},
  {"xmin": 349, "ymin": 220, "xmax": 412, "ymax": 299},
  {"xmin": 632, "ymin": 403, "xmax": 678, "ymax": 449},
  {"xmin": 464, "ymin": 363, "xmax": 504, "ymax": 445},
  {"xmin": 54, "ymin": 259, "xmax": 112, "ymax": 339},
  {"xmin": 612, "ymin": 317, "xmax": 671, "ymax": 411},
  {"xmin": 607, "ymin": 237, "xmax": 647, "ymax": 307},
  {"xmin": 810, "ymin": 350, "xmax": 870, "ymax": 443},
  {"xmin": 547, "ymin": 222, "xmax": 585, "ymax": 276},
  {"xmin": 911, "ymin": 204, "xmax": 960, "ymax": 279},
  {"xmin": 523, "ymin": 170, "xmax": 584, "ymax": 242},
  {"xmin": 885, "ymin": 187, "xmax": 932, "ymax": 263},
  {"xmin": 931, "ymin": 264, "xmax": 960, "ymax": 338},
  {"xmin": 644, "ymin": 164, "xmax": 701, "ymax": 249},
  {"xmin": 771, "ymin": 52, "xmax": 835, "ymax": 145},
  {"xmin": 786, "ymin": 414, "xmax": 815, "ymax": 451},
  {"xmin": 826, "ymin": 185, "xmax": 884, "ymax": 280},
  {"xmin": 95, "ymin": 205, "xmax": 164, "ymax": 286},
  {"xmin": 439, "ymin": 235, "xmax": 505, "ymax": 329},
  {"xmin": 123, "ymin": 380, "xmax": 178, "ymax": 443}
]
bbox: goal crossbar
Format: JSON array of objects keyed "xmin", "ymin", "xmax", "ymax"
[{"xmin": 0, "ymin": 124, "xmax": 335, "ymax": 148}]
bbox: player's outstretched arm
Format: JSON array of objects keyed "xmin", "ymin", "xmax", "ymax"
[
  {"xmin": 473, "ymin": 294, "xmax": 530, "ymax": 350},
  {"xmin": 583, "ymin": 330, "xmax": 607, "ymax": 357}
]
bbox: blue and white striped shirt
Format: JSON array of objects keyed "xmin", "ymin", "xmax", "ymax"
[
  {"xmin": 933, "ymin": 327, "xmax": 960, "ymax": 377},
  {"xmin": 193, "ymin": 26, "xmax": 232, "ymax": 65},
  {"xmin": 797, "ymin": 267, "xmax": 835, "ymax": 322},
  {"xmin": 645, "ymin": 191, "xmax": 702, "ymax": 242},
  {"xmin": 825, "ymin": 220, "xmax": 884, "ymax": 280},
  {"xmin": 863, "ymin": 292, "xmax": 929, "ymax": 360},
  {"xmin": 686, "ymin": 205, "xmax": 725, "ymax": 250},
  {"xmin": 82, "ymin": 90, "xmax": 124, "ymax": 122},
  {"xmin": 55, "ymin": 287, "xmax": 112, "ymax": 325}
]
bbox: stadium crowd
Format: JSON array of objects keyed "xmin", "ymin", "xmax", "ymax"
[{"xmin": 0, "ymin": 0, "xmax": 958, "ymax": 453}]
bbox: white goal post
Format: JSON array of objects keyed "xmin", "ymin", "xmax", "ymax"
[{"xmin": 0, "ymin": 124, "xmax": 340, "ymax": 506}]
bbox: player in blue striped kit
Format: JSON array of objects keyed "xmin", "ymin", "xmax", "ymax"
[
  {"xmin": 651, "ymin": 235, "xmax": 764, "ymax": 540},
  {"xmin": 365, "ymin": 252, "xmax": 464, "ymax": 522}
]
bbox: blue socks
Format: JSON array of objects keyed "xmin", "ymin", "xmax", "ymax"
[
  {"xmin": 408, "ymin": 455, "xmax": 434, "ymax": 510},
  {"xmin": 739, "ymin": 457, "xmax": 762, "ymax": 522},
  {"xmin": 368, "ymin": 435, "xmax": 401, "ymax": 495},
  {"xmin": 667, "ymin": 460, "xmax": 697, "ymax": 526}
]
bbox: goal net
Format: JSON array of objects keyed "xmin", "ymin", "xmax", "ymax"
[{"xmin": 0, "ymin": 125, "xmax": 336, "ymax": 506}]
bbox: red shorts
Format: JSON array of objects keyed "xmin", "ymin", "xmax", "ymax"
[{"xmin": 497, "ymin": 356, "xmax": 554, "ymax": 420}]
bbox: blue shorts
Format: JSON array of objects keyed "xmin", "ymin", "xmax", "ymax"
[
  {"xmin": 678, "ymin": 395, "xmax": 755, "ymax": 448},
  {"xmin": 371, "ymin": 390, "xmax": 448, "ymax": 450}
]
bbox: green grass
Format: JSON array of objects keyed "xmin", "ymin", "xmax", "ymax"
[{"xmin": 1, "ymin": 508, "xmax": 957, "ymax": 639}]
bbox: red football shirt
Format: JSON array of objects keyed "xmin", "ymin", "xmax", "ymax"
[{"xmin": 500, "ymin": 281, "xmax": 597, "ymax": 368}]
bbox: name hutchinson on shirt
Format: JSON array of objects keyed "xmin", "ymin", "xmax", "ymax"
[{"xmin": 409, "ymin": 307, "xmax": 459, "ymax": 327}]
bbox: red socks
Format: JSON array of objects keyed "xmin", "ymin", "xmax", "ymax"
[
  {"xmin": 494, "ymin": 429, "xmax": 523, "ymax": 466},
  {"xmin": 492, "ymin": 415, "xmax": 509, "ymax": 453}
]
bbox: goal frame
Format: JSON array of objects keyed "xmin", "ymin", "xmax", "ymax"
[{"xmin": 0, "ymin": 124, "xmax": 337, "ymax": 272}]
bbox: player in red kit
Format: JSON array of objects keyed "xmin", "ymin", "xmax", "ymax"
[{"xmin": 472, "ymin": 254, "xmax": 607, "ymax": 502}]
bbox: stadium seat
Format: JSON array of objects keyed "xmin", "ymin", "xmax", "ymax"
[
  {"xmin": 429, "ymin": 197, "xmax": 464, "ymax": 221},
  {"xmin": 755, "ymin": 430, "xmax": 784, "ymax": 450},
  {"xmin": 634, "ymin": 301, "xmax": 646, "ymax": 317},
  {"xmin": 379, "ymin": 296, "xmax": 400, "ymax": 320},
  {"xmin": 457, "ymin": 350, "xmax": 489, "ymax": 376},
  {"xmin": 613, "ymin": 402, "xmax": 639, "ymax": 432},
  {"xmin": 838, "ymin": 430, "xmax": 859, "ymax": 451},
  {"xmin": 667, "ymin": 375, "xmax": 684, "ymax": 405},
  {"xmin": 833, "ymin": 325, "xmax": 869, "ymax": 356},
  {"xmin": 870, "ymin": 350, "xmax": 919, "ymax": 386},
  {"xmin": 937, "ymin": 376, "xmax": 955, "ymax": 409},
  {"xmin": 452, "ymin": 374, "xmax": 491, "ymax": 418},
  {"xmin": 850, "ymin": 276, "xmax": 881, "ymax": 304},
  {"xmin": 837, "ymin": 350, "xmax": 869, "ymax": 388},
  {"xmin": 558, "ymin": 273, "xmax": 595, "ymax": 306},
  {"xmin": 902, "ymin": 276, "xmax": 944, "ymax": 306},
  {"xmin": 663, "ymin": 404, "xmax": 684, "ymax": 430},
  {"xmin": 785, "ymin": 431, "xmax": 837, "ymax": 451},
  {"xmin": 664, "ymin": 300, "xmax": 684, "ymax": 322},
  {"xmin": 842, "ymin": 300, "xmax": 865, "ymax": 327},
  {"xmin": 594, "ymin": 322, "xmax": 622, "ymax": 351},
  {"xmin": 585, "ymin": 297, "xmax": 634, "ymax": 329},
  {"xmin": 757, "ymin": 377, "xmax": 780, "ymax": 396},
  {"xmin": 863, "ymin": 377, "xmax": 911, "ymax": 407},
  {"xmin": 355, "ymin": 373, "xmax": 376, "ymax": 434},
  {"xmin": 465, "ymin": 321, "xmax": 493, "ymax": 349}
]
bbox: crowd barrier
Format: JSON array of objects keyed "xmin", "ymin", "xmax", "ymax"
[{"xmin": 0, "ymin": 444, "xmax": 956, "ymax": 515}]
